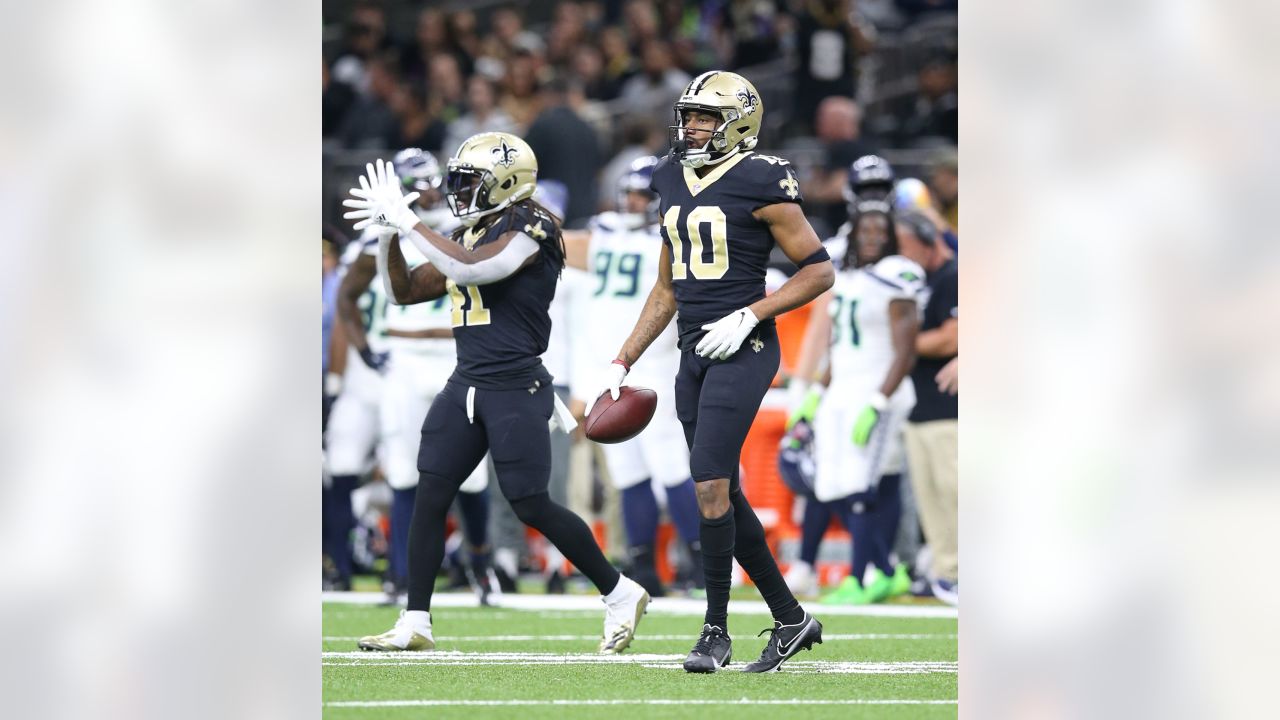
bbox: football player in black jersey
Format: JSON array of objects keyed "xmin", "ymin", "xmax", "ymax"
[
  {"xmin": 343, "ymin": 132, "xmax": 649, "ymax": 654},
  {"xmin": 588, "ymin": 72, "xmax": 835, "ymax": 673}
]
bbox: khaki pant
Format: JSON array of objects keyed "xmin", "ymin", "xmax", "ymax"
[{"xmin": 904, "ymin": 419, "xmax": 958, "ymax": 582}]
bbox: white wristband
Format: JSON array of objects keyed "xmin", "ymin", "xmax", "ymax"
[
  {"xmin": 868, "ymin": 391, "xmax": 888, "ymax": 411},
  {"xmin": 324, "ymin": 372, "xmax": 343, "ymax": 396}
]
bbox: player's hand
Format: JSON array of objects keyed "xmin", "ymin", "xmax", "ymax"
[
  {"xmin": 786, "ymin": 385, "xmax": 823, "ymax": 430},
  {"xmin": 584, "ymin": 361, "xmax": 629, "ymax": 416},
  {"xmin": 935, "ymin": 357, "xmax": 958, "ymax": 396},
  {"xmin": 343, "ymin": 159, "xmax": 420, "ymax": 235},
  {"xmin": 696, "ymin": 307, "xmax": 760, "ymax": 360},
  {"xmin": 851, "ymin": 392, "xmax": 888, "ymax": 447},
  {"xmin": 358, "ymin": 347, "xmax": 391, "ymax": 374}
]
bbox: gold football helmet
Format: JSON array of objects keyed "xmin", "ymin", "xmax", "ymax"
[
  {"xmin": 671, "ymin": 71, "xmax": 762, "ymax": 169},
  {"xmin": 445, "ymin": 132, "xmax": 538, "ymax": 226}
]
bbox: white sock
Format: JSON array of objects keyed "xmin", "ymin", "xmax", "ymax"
[
  {"xmin": 604, "ymin": 575, "xmax": 637, "ymax": 603},
  {"xmin": 402, "ymin": 610, "xmax": 432, "ymax": 632}
]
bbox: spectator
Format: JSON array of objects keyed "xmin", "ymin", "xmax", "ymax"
[
  {"xmin": 400, "ymin": 7, "xmax": 449, "ymax": 84},
  {"xmin": 338, "ymin": 54, "xmax": 400, "ymax": 150},
  {"xmin": 447, "ymin": 9, "xmax": 481, "ymax": 74},
  {"xmin": 501, "ymin": 49, "xmax": 543, "ymax": 130},
  {"xmin": 547, "ymin": 2, "xmax": 588, "ymax": 70},
  {"xmin": 623, "ymin": 0, "xmax": 662, "ymax": 50},
  {"xmin": 443, "ymin": 75, "xmax": 517, "ymax": 158},
  {"xmin": 929, "ymin": 149, "xmax": 959, "ymax": 235},
  {"xmin": 322, "ymin": 60, "xmax": 355, "ymax": 143},
  {"xmin": 388, "ymin": 83, "xmax": 447, "ymax": 154},
  {"xmin": 801, "ymin": 97, "xmax": 879, "ymax": 236},
  {"xmin": 427, "ymin": 52, "xmax": 467, "ymax": 129},
  {"xmin": 571, "ymin": 45, "xmax": 619, "ymax": 102},
  {"xmin": 524, "ymin": 76, "xmax": 604, "ymax": 227},
  {"xmin": 597, "ymin": 119, "xmax": 667, "ymax": 211},
  {"xmin": 718, "ymin": 0, "xmax": 783, "ymax": 69},
  {"xmin": 598, "ymin": 27, "xmax": 637, "ymax": 92},
  {"xmin": 329, "ymin": 2, "xmax": 388, "ymax": 96},
  {"xmin": 617, "ymin": 40, "xmax": 691, "ymax": 130},
  {"xmin": 489, "ymin": 5, "xmax": 527, "ymax": 57},
  {"xmin": 900, "ymin": 53, "xmax": 957, "ymax": 145},
  {"xmin": 894, "ymin": 212, "xmax": 958, "ymax": 606},
  {"xmin": 794, "ymin": 0, "xmax": 873, "ymax": 134}
]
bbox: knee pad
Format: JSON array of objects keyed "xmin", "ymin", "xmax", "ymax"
[{"xmin": 509, "ymin": 491, "xmax": 553, "ymax": 527}]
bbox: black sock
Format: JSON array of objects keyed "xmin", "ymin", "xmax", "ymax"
[
  {"xmin": 406, "ymin": 473, "xmax": 461, "ymax": 611},
  {"xmin": 510, "ymin": 492, "xmax": 621, "ymax": 595},
  {"xmin": 730, "ymin": 489, "xmax": 804, "ymax": 625},
  {"xmin": 686, "ymin": 541, "xmax": 705, "ymax": 589},
  {"xmin": 799, "ymin": 497, "xmax": 831, "ymax": 566},
  {"xmin": 700, "ymin": 505, "xmax": 735, "ymax": 630}
]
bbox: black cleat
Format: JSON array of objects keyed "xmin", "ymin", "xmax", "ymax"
[
  {"xmin": 741, "ymin": 612, "xmax": 823, "ymax": 673},
  {"xmin": 683, "ymin": 624, "xmax": 733, "ymax": 673}
]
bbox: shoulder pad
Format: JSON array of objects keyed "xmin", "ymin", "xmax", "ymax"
[
  {"xmin": 744, "ymin": 153, "xmax": 802, "ymax": 205},
  {"xmin": 872, "ymin": 255, "xmax": 927, "ymax": 295}
]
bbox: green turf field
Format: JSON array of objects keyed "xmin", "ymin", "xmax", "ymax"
[{"xmin": 323, "ymin": 597, "xmax": 958, "ymax": 719}]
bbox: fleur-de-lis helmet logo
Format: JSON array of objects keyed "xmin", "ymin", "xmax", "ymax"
[
  {"xmin": 736, "ymin": 87, "xmax": 759, "ymax": 116},
  {"xmin": 492, "ymin": 139, "xmax": 520, "ymax": 167}
]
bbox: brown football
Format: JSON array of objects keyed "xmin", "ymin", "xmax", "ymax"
[{"xmin": 584, "ymin": 386, "xmax": 658, "ymax": 444}]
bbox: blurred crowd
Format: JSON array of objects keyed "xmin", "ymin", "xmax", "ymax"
[
  {"xmin": 322, "ymin": 0, "xmax": 958, "ymax": 605},
  {"xmin": 323, "ymin": 0, "xmax": 956, "ymax": 230}
]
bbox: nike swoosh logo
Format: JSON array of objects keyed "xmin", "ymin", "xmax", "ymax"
[{"xmin": 776, "ymin": 618, "xmax": 811, "ymax": 656}]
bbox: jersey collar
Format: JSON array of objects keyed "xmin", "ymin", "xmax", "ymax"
[{"xmin": 682, "ymin": 151, "xmax": 753, "ymax": 197}]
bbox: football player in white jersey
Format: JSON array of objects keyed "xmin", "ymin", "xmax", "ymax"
[
  {"xmin": 562, "ymin": 156, "xmax": 704, "ymax": 597},
  {"xmin": 789, "ymin": 201, "xmax": 924, "ymax": 605},
  {"xmin": 331, "ymin": 148, "xmax": 497, "ymax": 603}
]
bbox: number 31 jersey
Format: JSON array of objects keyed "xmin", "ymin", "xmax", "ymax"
[
  {"xmin": 827, "ymin": 254, "xmax": 927, "ymax": 394},
  {"xmin": 649, "ymin": 151, "xmax": 802, "ymax": 350}
]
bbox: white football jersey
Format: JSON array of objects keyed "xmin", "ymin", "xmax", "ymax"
[
  {"xmin": 827, "ymin": 254, "xmax": 926, "ymax": 395},
  {"xmin": 571, "ymin": 212, "xmax": 679, "ymax": 396}
]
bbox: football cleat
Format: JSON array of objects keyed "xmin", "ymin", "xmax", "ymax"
[
  {"xmin": 599, "ymin": 576, "xmax": 649, "ymax": 653},
  {"xmin": 741, "ymin": 612, "xmax": 823, "ymax": 673},
  {"xmin": 820, "ymin": 576, "xmax": 868, "ymax": 605},
  {"xmin": 862, "ymin": 567, "xmax": 895, "ymax": 603},
  {"xmin": 889, "ymin": 564, "xmax": 912, "ymax": 598},
  {"xmin": 357, "ymin": 610, "xmax": 435, "ymax": 652},
  {"xmin": 683, "ymin": 624, "xmax": 733, "ymax": 673}
]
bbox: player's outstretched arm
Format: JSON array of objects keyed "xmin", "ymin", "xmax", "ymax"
[
  {"xmin": 562, "ymin": 229, "xmax": 591, "ymax": 272},
  {"xmin": 748, "ymin": 202, "xmax": 835, "ymax": 321}
]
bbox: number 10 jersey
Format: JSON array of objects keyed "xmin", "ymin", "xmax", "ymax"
[{"xmin": 649, "ymin": 150, "xmax": 803, "ymax": 350}]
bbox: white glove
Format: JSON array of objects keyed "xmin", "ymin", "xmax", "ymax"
[
  {"xmin": 342, "ymin": 158, "xmax": 421, "ymax": 236},
  {"xmin": 696, "ymin": 307, "xmax": 760, "ymax": 360},
  {"xmin": 584, "ymin": 361, "xmax": 629, "ymax": 416}
]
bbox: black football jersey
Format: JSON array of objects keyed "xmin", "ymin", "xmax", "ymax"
[
  {"xmin": 448, "ymin": 203, "xmax": 561, "ymax": 390},
  {"xmin": 650, "ymin": 151, "xmax": 803, "ymax": 350}
]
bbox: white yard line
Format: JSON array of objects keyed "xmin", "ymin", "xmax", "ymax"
[
  {"xmin": 322, "ymin": 652, "xmax": 957, "ymax": 674},
  {"xmin": 322, "ymin": 591, "xmax": 958, "ymax": 619},
  {"xmin": 323, "ymin": 633, "xmax": 955, "ymax": 642},
  {"xmin": 326, "ymin": 699, "xmax": 957, "ymax": 707}
]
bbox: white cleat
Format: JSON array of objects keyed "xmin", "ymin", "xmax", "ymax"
[
  {"xmin": 784, "ymin": 561, "xmax": 819, "ymax": 597},
  {"xmin": 599, "ymin": 576, "xmax": 649, "ymax": 653},
  {"xmin": 357, "ymin": 610, "xmax": 435, "ymax": 651}
]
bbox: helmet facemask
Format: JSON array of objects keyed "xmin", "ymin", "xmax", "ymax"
[
  {"xmin": 670, "ymin": 104, "xmax": 740, "ymax": 169},
  {"xmin": 445, "ymin": 163, "xmax": 499, "ymax": 228}
]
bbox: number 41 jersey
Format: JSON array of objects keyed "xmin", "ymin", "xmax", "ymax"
[{"xmin": 650, "ymin": 151, "xmax": 803, "ymax": 350}]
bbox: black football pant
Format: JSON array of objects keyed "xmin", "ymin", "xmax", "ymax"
[
  {"xmin": 675, "ymin": 324, "xmax": 802, "ymax": 630},
  {"xmin": 405, "ymin": 379, "xmax": 620, "ymax": 612}
]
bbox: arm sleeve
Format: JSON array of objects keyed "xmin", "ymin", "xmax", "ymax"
[
  {"xmin": 748, "ymin": 154, "xmax": 804, "ymax": 210},
  {"xmin": 402, "ymin": 229, "xmax": 541, "ymax": 286}
]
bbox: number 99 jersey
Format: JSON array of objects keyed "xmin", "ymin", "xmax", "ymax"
[{"xmin": 649, "ymin": 151, "xmax": 803, "ymax": 350}]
